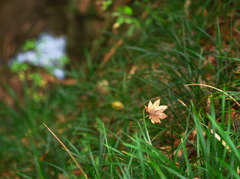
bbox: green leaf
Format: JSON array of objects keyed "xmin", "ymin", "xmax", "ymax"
[{"xmin": 22, "ymin": 39, "xmax": 36, "ymax": 51}]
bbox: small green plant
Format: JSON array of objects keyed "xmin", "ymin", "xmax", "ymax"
[
  {"xmin": 112, "ymin": 6, "xmax": 140, "ymax": 36},
  {"xmin": 22, "ymin": 39, "xmax": 36, "ymax": 51},
  {"xmin": 102, "ymin": 0, "xmax": 112, "ymax": 11},
  {"xmin": 10, "ymin": 61, "xmax": 29, "ymax": 73}
]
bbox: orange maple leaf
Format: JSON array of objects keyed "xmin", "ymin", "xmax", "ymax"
[{"xmin": 145, "ymin": 99, "xmax": 168, "ymax": 124}]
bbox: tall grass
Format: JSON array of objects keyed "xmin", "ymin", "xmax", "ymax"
[{"xmin": 0, "ymin": 0, "xmax": 240, "ymax": 178}]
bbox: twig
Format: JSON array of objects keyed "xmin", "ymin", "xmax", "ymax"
[
  {"xmin": 43, "ymin": 123, "xmax": 88, "ymax": 178},
  {"xmin": 185, "ymin": 83, "xmax": 240, "ymax": 107}
]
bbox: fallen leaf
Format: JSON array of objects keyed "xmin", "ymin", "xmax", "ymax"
[
  {"xmin": 111, "ymin": 101, "xmax": 124, "ymax": 110},
  {"xmin": 145, "ymin": 99, "xmax": 168, "ymax": 124}
]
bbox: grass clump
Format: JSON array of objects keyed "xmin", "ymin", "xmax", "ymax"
[{"xmin": 0, "ymin": 0, "xmax": 240, "ymax": 178}]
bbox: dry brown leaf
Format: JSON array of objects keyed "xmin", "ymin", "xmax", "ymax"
[{"xmin": 145, "ymin": 99, "xmax": 168, "ymax": 124}]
